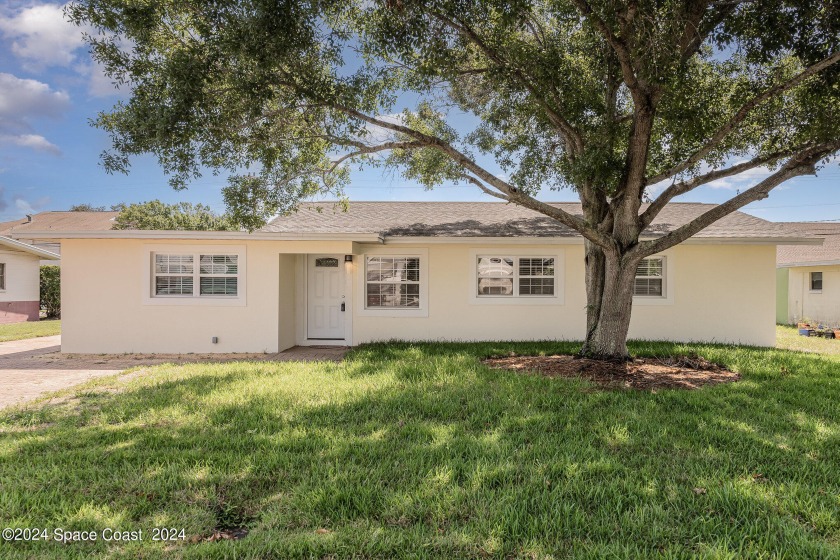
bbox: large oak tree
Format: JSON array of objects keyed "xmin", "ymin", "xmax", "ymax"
[{"xmin": 68, "ymin": 0, "xmax": 840, "ymax": 358}]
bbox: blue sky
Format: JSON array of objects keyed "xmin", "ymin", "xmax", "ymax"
[{"xmin": 0, "ymin": 2, "xmax": 837, "ymax": 224}]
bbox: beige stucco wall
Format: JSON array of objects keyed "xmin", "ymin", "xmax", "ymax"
[
  {"xmin": 626, "ymin": 244, "xmax": 776, "ymax": 346},
  {"xmin": 786, "ymin": 264, "xmax": 840, "ymax": 325},
  {"xmin": 0, "ymin": 249, "xmax": 41, "ymax": 302},
  {"xmin": 277, "ymin": 253, "xmax": 297, "ymax": 351},
  {"xmin": 60, "ymin": 239, "xmax": 354, "ymax": 353},
  {"xmin": 350, "ymin": 242, "xmax": 776, "ymax": 347},
  {"xmin": 61, "ymin": 238, "xmax": 777, "ymax": 353}
]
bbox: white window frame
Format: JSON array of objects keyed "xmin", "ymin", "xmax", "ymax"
[
  {"xmin": 810, "ymin": 271, "xmax": 823, "ymax": 293},
  {"xmin": 355, "ymin": 248, "xmax": 428, "ymax": 317},
  {"xmin": 142, "ymin": 244, "xmax": 246, "ymax": 306},
  {"xmin": 364, "ymin": 256, "xmax": 422, "ymax": 310},
  {"xmin": 476, "ymin": 255, "xmax": 557, "ymax": 298},
  {"xmin": 468, "ymin": 248, "xmax": 564, "ymax": 306},
  {"xmin": 0, "ymin": 262, "xmax": 5, "ymax": 291},
  {"xmin": 632, "ymin": 253, "xmax": 675, "ymax": 306},
  {"xmin": 633, "ymin": 256, "xmax": 666, "ymax": 298}
]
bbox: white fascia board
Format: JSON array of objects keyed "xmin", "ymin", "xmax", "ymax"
[
  {"xmin": 382, "ymin": 235, "xmax": 822, "ymax": 246},
  {"xmin": 27, "ymin": 229, "xmax": 816, "ymax": 247},
  {"xmin": 678, "ymin": 236, "xmax": 823, "ymax": 246},
  {"xmin": 383, "ymin": 236, "xmax": 584, "ymax": 245},
  {"xmin": 777, "ymin": 260, "xmax": 840, "ymax": 268},
  {"xmin": 21, "ymin": 230, "xmax": 384, "ymax": 243},
  {"xmin": 0, "ymin": 236, "xmax": 60, "ymax": 259}
]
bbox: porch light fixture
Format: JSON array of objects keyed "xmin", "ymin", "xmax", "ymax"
[{"xmin": 344, "ymin": 255, "xmax": 354, "ymax": 263}]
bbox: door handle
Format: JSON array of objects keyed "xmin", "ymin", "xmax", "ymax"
[{"xmin": 341, "ymin": 302, "xmax": 346, "ymax": 312}]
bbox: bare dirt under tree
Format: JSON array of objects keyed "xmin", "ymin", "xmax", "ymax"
[{"xmin": 482, "ymin": 354, "xmax": 739, "ymax": 391}]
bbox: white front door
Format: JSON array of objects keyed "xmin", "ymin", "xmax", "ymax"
[{"xmin": 307, "ymin": 255, "xmax": 345, "ymax": 339}]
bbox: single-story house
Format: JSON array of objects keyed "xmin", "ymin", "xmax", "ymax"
[
  {"xmin": 0, "ymin": 211, "xmax": 118, "ymax": 265},
  {"xmin": 0, "ymin": 236, "xmax": 60, "ymax": 323},
  {"xmin": 25, "ymin": 202, "xmax": 814, "ymax": 353},
  {"xmin": 777, "ymin": 222, "xmax": 840, "ymax": 326}
]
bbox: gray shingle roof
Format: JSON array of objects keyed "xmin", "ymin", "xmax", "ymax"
[
  {"xmin": 777, "ymin": 222, "xmax": 840, "ymax": 266},
  {"xmin": 261, "ymin": 201, "xmax": 797, "ymax": 239}
]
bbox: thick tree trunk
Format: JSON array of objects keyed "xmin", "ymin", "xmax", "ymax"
[
  {"xmin": 580, "ymin": 248, "xmax": 638, "ymax": 360},
  {"xmin": 583, "ymin": 239, "xmax": 606, "ymax": 341}
]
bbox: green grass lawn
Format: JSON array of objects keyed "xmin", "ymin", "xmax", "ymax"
[
  {"xmin": 777, "ymin": 324, "xmax": 840, "ymax": 358},
  {"xmin": 0, "ymin": 319, "xmax": 60, "ymax": 342},
  {"xmin": 1, "ymin": 340, "xmax": 838, "ymax": 559}
]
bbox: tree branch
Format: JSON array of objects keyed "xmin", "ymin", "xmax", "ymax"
[
  {"xmin": 570, "ymin": 0, "xmax": 641, "ymax": 96},
  {"xmin": 647, "ymin": 50, "xmax": 840, "ymax": 185},
  {"xmin": 460, "ymin": 174, "xmax": 510, "ymax": 201},
  {"xmin": 430, "ymin": 12, "xmax": 584, "ymax": 156},
  {"xmin": 639, "ymin": 146, "xmax": 806, "ymax": 228},
  {"xmin": 636, "ymin": 142, "xmax": 840, "ymax": 256},
  {"xmin": 327, "ymin": 140, "xmax": 427, "ymax": 172},
  {"xmin": 329, "ymin": 103, "xmax": 612, "ymax": 247}
]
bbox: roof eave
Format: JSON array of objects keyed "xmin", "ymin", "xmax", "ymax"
[
  {"xmin": 778, "ymin": 259, "xmax": 840, "ymax": 268},
  {"xmin": 383, "ymin": 235, "xmax": 822, "ymax": 245},
  {"xmin": 17, "ymin": 230, "xmax": 817, "ymax": 246},
  {"xmin": 21, "ymin": 230, "xmax": 385, "ymax": 243},
  {"xmin": 0, "ymin": 236, "xmax": 60, "ymax": 259},
  {"xmin": 678, "ymin": 236, "xmax": 823, "ymax": 246}
]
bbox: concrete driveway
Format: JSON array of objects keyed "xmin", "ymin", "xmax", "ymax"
[
  {"xmin": 0, "ymin": 336, "xmax": 347, "ymax": 410},
  {"xmin": 0, "ymin": 335, "xmax": 128, "ymax": 410}
]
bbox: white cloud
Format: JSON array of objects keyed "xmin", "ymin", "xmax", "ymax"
[
  {"xmin": 0, "ymin": 72, "xmax": 70, "ymax": 120},
  {"xmin": 704, "ymin": 162, "xmax": 774, "ymax": 190},
  {"xmin": 14, "ymin": 195, "xmax": 51, "ymax": 213},
  {"xmin": 0, "ymin": 3, "xmax": 119, "ymax": 97},
  {"xmin": 646, "ymin": 160, "xmax": 777, "ymax": 197},
  {"xmin": 0, "ymin": 133, "xmax": 61, "ymax": 154},
  {"xmin": 0, "ymin": 73, "xmax": 69, "ymax": 155},
  {"xmin": 0, "ymin": 3, "xmax": 86, "ymax": 69},
  {"xmin": 75, "ymin": 59, "xmax": 120, "ymax": 97}
]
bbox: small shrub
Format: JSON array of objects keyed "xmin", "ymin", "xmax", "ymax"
[{"xmin": 40, "ymin": 265, "xmax": 60, "ymax": 318}]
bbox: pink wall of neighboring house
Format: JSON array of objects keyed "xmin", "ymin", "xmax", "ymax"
[{"xmin": 0, "ymin": 301, "xmax": 40, "ymax": 323}]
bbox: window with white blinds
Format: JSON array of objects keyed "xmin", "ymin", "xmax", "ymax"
[
  {"xmin": 153, "ymin": 253, "xmax": 239, "ymax": 297},
  {"xmin": 365, "ymin": 256, "xmax": 421, "ymax": 308},
  {"xmin": 634, "ymin": 257, "xmax": 665, "ymax": 297},
  {"xmin": 476, "ymin": 256, "xmax": 556, "ymax": 297}
]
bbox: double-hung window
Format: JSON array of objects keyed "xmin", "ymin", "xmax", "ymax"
[
  {"xmin": 476, "ymin": 256, "xmax": 555, "ymax": 297},
  {"xmin": 810, "ymin": 271, "xmax": 823, "ymax": 291},
  {"xmin": 365, "ymin": 256, "xmax": 421, "ymax": 308},
  {"xmin": 153, "ymin": 253, "xmax": 239, "ymax": 298},
  {"xmin": 634, "ymin": 257, "xmax": 665, "ymax": 297}
]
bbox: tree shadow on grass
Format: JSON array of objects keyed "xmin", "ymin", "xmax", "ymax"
[{"xmin": 0, "ymin": 344, "xmax": 838, "ymax": 559}]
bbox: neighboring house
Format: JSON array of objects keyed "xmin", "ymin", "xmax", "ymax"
[
  {"xmin": 0, "ymin": 236, "xmax": 60, "ymax": 323},
  {"xmin": 0, "ymin": 211, "xmax": 118, "ymax": 265},
  {"xmin": 24, "ymin": 202, "xmax": 814, "ymax": 354},
  {"xmin": 777, "ymin": 222, "xmax": 840, "ymax": 325}
]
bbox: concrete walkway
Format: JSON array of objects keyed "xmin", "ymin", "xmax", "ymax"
[{"xmin": 0, "ymin": 336, "xmax": 347, "ymax": 410}]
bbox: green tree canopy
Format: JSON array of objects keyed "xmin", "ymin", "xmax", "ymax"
[
  {"xmin": 112, "ymin": 200, "xmax": 238, "ymax": 231},
  {"xmin": 68, "ymin": 0, "xmax": 840, "ymax": 357},
  {"xmin": 69, "ymin": 203, "xmax": 123, "ymax": 212}
]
